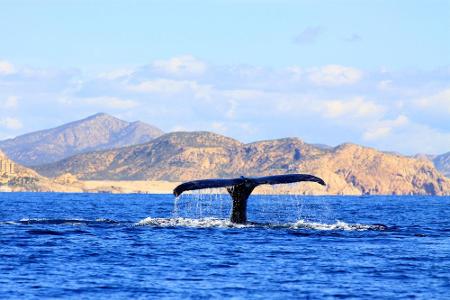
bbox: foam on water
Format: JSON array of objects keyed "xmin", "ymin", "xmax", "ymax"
[
  {"xmin": 290, "ymin": 219, "xmax": 375, "ymax": 231},
  {"xmin": 16, "ymin": 218, "xmax": 119, "ymax": 225},
  {"xmin": 136, "ymin": 217, "xmax": 384, "ymax": 231},
  {"xmin": 3, "ymin": 217, "xmax": 386, "ymax": 231},
  {"xmin": 136, "ymin": 217, "xmax": 251, "ymax": 228}
]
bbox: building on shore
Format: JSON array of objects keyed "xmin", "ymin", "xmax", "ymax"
[{"xmin": 0, "ymin": 159, "xmax": 15, "ymax": 176}]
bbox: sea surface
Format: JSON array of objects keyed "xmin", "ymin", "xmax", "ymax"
[{"xmin": 0, "ymin": 192, "xmax": 449, "ymax": 299}]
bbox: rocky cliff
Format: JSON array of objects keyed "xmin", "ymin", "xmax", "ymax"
[
  {"xmin": 0, "ymin": 149, "xmax": 61, "ymax": 192},
  {"xmin": 33, "ymin": 131, "xmax": 450, "ymax": 195},
  {"xmin": 0, "ymin": 113, "xmax": 163, "ymax": 166}
]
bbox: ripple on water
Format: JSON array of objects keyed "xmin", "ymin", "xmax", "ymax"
[{"xmin": 17, "ymin": 218, "xmax": 120, "ymax": 225}]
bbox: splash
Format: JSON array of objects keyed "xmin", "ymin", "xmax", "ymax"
[
  {"xmin": 4, "ymin": 217, "xmax": 386, "ymax": 231},
  {"xmin": 136, "ymin": 217, "xmax": 386, "ymax": 231},
  {"xmin": 136, "ymin": 217, "xmax": 252, "ymax": 228},
  {"xmin": 290, "ymin": 220, "xmax": 376, "ymax": 231}
]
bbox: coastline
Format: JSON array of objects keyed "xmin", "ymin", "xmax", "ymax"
[
  {"xmin": 1, "ymin": 180, "xmax": 180, "ymax": 194},
  {"xmin": 2, "ymin": 179, "xmax": 449, "ymax": 195}
]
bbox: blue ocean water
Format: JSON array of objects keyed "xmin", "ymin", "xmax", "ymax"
[{"xmin": 0, "ymin": 193, "xmax": 449, "ymax": 299}]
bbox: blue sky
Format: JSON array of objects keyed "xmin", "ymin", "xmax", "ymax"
[{"xmin": 0, "ymin": 0, "xmax": 449, "ymax": 154}]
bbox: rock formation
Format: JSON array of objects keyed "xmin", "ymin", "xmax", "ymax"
[{"xmin": 33, "ymin": 132, "xmax": 450, "ymax": 195}]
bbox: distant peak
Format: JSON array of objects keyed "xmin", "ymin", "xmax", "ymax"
[
  {"xmin": 154, "ymin": 131, "xmax": 242, "ymax": 146},
  {"xmin": 87, "ymin": 112, "xmax": 112, "ymax": 119},
  {"xmin": 79, "ymin": 113, "xmax": 127, "ymax": 125}
]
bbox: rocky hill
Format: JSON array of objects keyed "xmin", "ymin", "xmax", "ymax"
[
  {"xmin": 0, "ymin": 149, "xmax": 176, "ymax": 193},
  {"xmin": 33, "ymin": 131, "xmax": 450, "ymax": 195},
  {"xmin": 0, "ymin": 149, "xmax": 68, "ymax": 192},
  {"xmin": 0, "ymin": 113, "xmax": 163, "ymax": 166},
  {"xmin": 0, "ymin": 149, "xmax": 40, "ymax": 179},
  {"xmin": 433, "ymin": 152, "xmax": 450, "ymax": 177}
]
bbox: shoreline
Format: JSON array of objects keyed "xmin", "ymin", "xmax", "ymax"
[{"xmin": 2, "ymin": 179, "xmax": 449, "ymax": 196}]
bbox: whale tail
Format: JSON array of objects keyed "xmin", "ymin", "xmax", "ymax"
[{"xmin": 173, "ymin": 174, "xmax": 326, "ymax": 224}]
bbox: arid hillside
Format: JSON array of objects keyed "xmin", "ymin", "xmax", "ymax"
[
  {"xmin": 0, "ymin": 149, "xmax": 71, "ymax": 192},
  {"xmin": 33, "ymin": 132, "xmax": 450, "ymax": 195}
]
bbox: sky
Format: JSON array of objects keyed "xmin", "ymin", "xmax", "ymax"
[{"xmin": 0, "ymin": 0, "xmax": 449, "ymax": 155}]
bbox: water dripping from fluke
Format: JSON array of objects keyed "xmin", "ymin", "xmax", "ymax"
[
  {"xmin": 161, "ymin": 174, "xmax": 390, "ymax": 231},
  {"xmin": 172, "ymin": 174, "xmax": 326, "ymax": 224}
]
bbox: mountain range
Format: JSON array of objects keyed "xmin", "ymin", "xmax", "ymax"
[
  {"xmin": 0, "ymin": 113, "xmax": 449, "ymax": 195},
  {"xmin": 34, "ymin": 131, "xmax": 450, "ymax": 195},
  {"xmin": 0, "ymin": 113, "xmax": 163, "ymax": 166}
]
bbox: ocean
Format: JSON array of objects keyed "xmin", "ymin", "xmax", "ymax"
[{"xmin": 0, "ymin": 193, "xmax": 449, "ymax": 299}]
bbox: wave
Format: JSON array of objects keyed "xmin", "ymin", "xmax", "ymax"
[
  {"xmin": 136, "ymin": 217, "xmax": 387, "ymax": 231},
  {"xmin": 17, "ymin": 218, "xmax": 119, "ymax": 225},
  {"xmin": 2, "ymin": 217, "xmax": 387, "ymax": 231},
  {"xmin": 289, "ymin": 220, "xmax": 386, "ymax": 231}
]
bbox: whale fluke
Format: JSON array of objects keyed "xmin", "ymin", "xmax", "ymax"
[
  {"xmin": 173, "ymin": 174, "xmax": 326, "ymax": 224},
  {"xmin": 251, "ymin": 174, "xmax": 325, "ymax": 186}
]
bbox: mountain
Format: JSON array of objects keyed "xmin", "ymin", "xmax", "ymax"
[
  {"xmin": 433, "ymin": 152, "xmax": 450, "ymax": 177},
  {"xmin": 33, "ymin": 131, "xmax": 450, "ymax": 195},
  {"xmin": 0, "ymin": 113, "xmax": 163, "ymax": 166}
]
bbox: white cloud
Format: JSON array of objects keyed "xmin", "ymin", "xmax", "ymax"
[
  {"xmin": 320, "ymin": 97, "xmax": 385, "ymax": 119},
  {"xmin": 3, "ymin": 96, "xmax": 19, "ymax": 109},
  {"xmin": 152, "ymin": 55, "xmax": 207, "ymax": 76},
  {"xmin": 98, "ymin": 68, "xmax": 134, "ymax": 80},
  {"xmin": 363, "ymin": 126, "xmax": 391, "ymax": 141},
  {"xmin": 2, "ymin": 58, "xmax": 449, "ymax": 154},
  {"xmin": 401, "ymin": 125, "xmax": 450, "ymax": 154},
  {"xmin": 308, "ymin": 65, "xmax": 362, "ymax": 86},
  {"xmin": 57, "ymin": 96, "xmax": 73, "ymax": 105},
  {"xmin": 363, "ymin": 115, "xmax": 409, "ymax": 141},
  {"xmin": 286, "ymin": 66, "xmax": 303, "ymax": 80},
  {"xmin": 127, "ymin": 79, "xmax": 191, "ymax": 93},
  {"xmin": 364, "ymin": 118, "xmax": 450, "ymax": 154},
  {"xmin": 171, "ymin": 125, "xmax": 190, "ymax": 132},
  {"xmin": 223, "ymin": 89, "xmax": 264, "ymax": 100},
  {"xmin": 238, "ymin": 123, "xmax": 257, "ymax": 135},
  {"xmin": 414, "ymin": 88, "xmax": 450, "ymax": 114},
  {"xmin": 83, "ymin": 96, "xmax": 139, "ymax": 109},
  {"xmin": 377, "ymin": 80, "xmax": 393, "ymax": 91},
  {"xmin": 274, "ymin": 95, "xmax": 384, "ymax": 121},
  {"xmin": 126, "ymin": 79, "xmax": 212, "ymax": 100},
  {"xmin": 0, "ymin": 60, "xmax": 16, "ymax": 75},
  {"xmin": 0, "ymin": 117, "xmax": 23, "ymax": 130},
  {"xmin": 225, "ymin": 99, "xmax": 237, "ymax": 119},
  {"xmin": 210, "ymin": 122, "xmax": 228, "ymax": 134}
]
